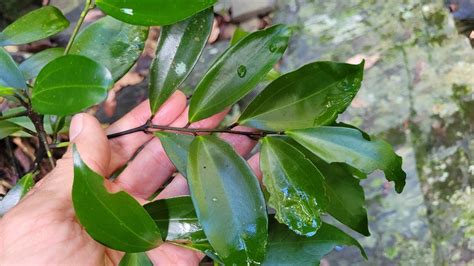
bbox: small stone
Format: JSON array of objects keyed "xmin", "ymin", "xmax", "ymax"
[{"xmin": 231, "ymin": 0, "xmax": 275, "ymax": 22}]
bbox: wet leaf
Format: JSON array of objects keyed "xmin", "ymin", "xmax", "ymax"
[
  {"xmin": 0, "ymin": 121, "xmax": 23, "ymax": 139},
  {"xmin": 0, "ymin": 48, "xmax": 26, "ymax": 90},
  {"xmin": 229, "ymin": 27, "xmax": 249, "ymax": 46},
  {"xmin": 189, "ymin": 25, "xmax": 291, "ymax": 122},
  {"xmin": 0, "ymin": 173, "xmax": 35, "ymax": 217},
  {"xmin": 187, "ymin": 135, "xmax": 267, "ymax": 264},
  {"xmin": 287, "ymin": 126, "xmax": 406, "ymax": 193},
  {"xmin": 263, "ymin": 217, "xmax": 367, "ymax": 265},
  {"xmin": 0, "ymin": 6, "xmax": 69, "ymax": 46},
  {"xmin": 154, "ymin": 132, "xmax": 193, "ymax": 177},
  {"xmin": 239, "ymin": 61, "xmax": 364, "ymax": 131},
  {"xmin": 95, "ymin": 0, "xmax": 217, "ymax": 26},
  {"xmin": 31, "ymin": 55, "xmax": 113, "ymax": 115},
  {"xmin": 260, "ymin": 137, "xmax": 327, "ymax": 236},
  {"xmin": 70, "ymin": 16, "xmax": 148, "ymax": 81},
  {"xmin": 143, "ymin": 196, "xmax": 218, "ymax": 258},
  {"xmin": 72, "ymin": 146, "xmax": 162, "ymax": 252},
  {"xmin": 149, "ymin": 8, "xmax": 213, "ymax": 113},
  {"xmin": 118, "ymin": 253, "xmax": 152, "ymax": 266},
  {"xmin": 19, "ymin": 48, "xmax": 64, "ymax": 80}
]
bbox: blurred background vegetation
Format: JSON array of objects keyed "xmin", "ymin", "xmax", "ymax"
[{"xmin": 0, "ymin": 0, "xmax": 473, "ymax": 265}]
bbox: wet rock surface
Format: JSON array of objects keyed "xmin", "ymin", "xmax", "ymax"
[{"xmin": 272, "ymin": 0, "xmax": 473, "ymax": 264}]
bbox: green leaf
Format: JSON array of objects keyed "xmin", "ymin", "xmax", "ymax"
[
  {"xmin": 189, "ymin": 24, "xmax": 291, "ymax": 122},
  {"xmin": 0, "ymin": 86, "xmax": 16, "ymax": 97},
  {"xmin": 154, "ymin": 132, "xmax": 193, "ymax": 177},
  {"xmin": 0, "ymin": 173, "xmax": 35, "ymax": 217},
  {"xmin": 239, "ymin": 61, "xmax": 364, "ymax": 131},
  {"xmin": 287, "ymin": 126, "xmax": 406, "ymax": 193},
  {"xmin": 229, "ymin": 27, "xmax": 250, "ymax": 46},
  {"xmin": 31, "ymin": 55, "xmax": 113, "ymax": 115},
  {"xmin": 263, "ymin": 217, "xmax": 367, "ymax": 265},
  {"xmin": 19, "ymin": 48, "xmax": 65, "ymax": 80},
  {"xmin": 72, "ymin": 146, "xmax": 162, "ymax": 252},
  {"xmin": 0, "ymin": 6, "xmax": 69, "ymax": 46},
  {"xmin": 149, "ymin": 8, "xmax": 213, "ymax": 114},
  {"xmin": 0, "ymin": 48, "xmax": 26, "ymax": 90},
  {"xmin": 187, "ymin": 135, "xmax": 268, "ymax": 264},
  {"xmin": 0, "ymin": 121, "xmax": 23, "ymax": 139},
  {"xmin": 70, "ymin": 16, "xmax": 148, "ymax": 81},
  {"xmin": 320, "ymin": 162, "xmax": 370, "ymax": 236},
  {"xmin": 95, "ymin": 0, "xmax": 217, "ymax": 26},
  {"xmin": 118, "ymin": 253, "xmax": 153, "ymax": 266},
  {"xmin": 260, "ymin": 137, "xmax": 328, "ymax": 237}
]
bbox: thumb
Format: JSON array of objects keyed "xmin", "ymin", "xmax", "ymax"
[{"xmin": 65, "ymin": 113, "xmax": 111, "ymax": 177}]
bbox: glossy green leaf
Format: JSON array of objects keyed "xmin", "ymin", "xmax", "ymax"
[
  {"xmin": 149, "ymin": 9, "xmax": 213, "ymax": 113},
  {"xmin": 320, "ymin": 162, "xmax": 370, "ymax": 236},
  {"xmin": 287, "ymin": 126, "xmax": 406, "ymax": 193},
  {"xmin": 260, "ymin": 137, "xmax": 328, "ymax": 237},
  {"xmin": 239, "ymin": 61, "xmax": 364, "ymax": 131},
  {"xmin": 0, "ymin": 6, "xmax": 69, "ymax": 46},
  {"xmin": 95, "ymin": 0, "xmax": 217, "ymax": 26},
  {"xmin": 118, "ymin": 253, "xmax": 152, "ymax": 266},
  {"xmin": 263, "ymin": 217, "xmax": 367, "ymax": 265},
  {"xmin": 154, "ymin": 132, "xmax": 193, "ymax": 177},
  {"xmin": 70, "ymin": 16, "xmax": 148, "ymax": 81},
  {"xmin": 72, "ymin": 146, "xmax": 162, "ymax": 252},
  {"xmin": 0, "ymin": 121, "xmax": 23, "ymax": 139},
  {"xmin": 143, "ymin": 196, "xmax": 218, "ymax": 255},
  {"xmin": 19, "ymin": 48, "xmax": 64, "ymax": 80},
  {"xmin": 31, "ymin": 55, "xmax": 113, "ymax": 115},
  {"xmin": 187, "ymin": 135, "xmax": 268, "ymax": 264},
  {"xmin": 0, "ymin": 48, "xmax": 26, "ymax": 90},
  {"xmin": 288, "ymin": 138, "xmax": 370, "ymax": 236},
  {"xmin": 229, "ymin": 27, "xmax": 250, "ymax": 46},
  {"xmin": 0, "ymin": 173, "xmax": 35, "ymax": 217},
  {"xmin": 0, "ymin": 86, "xmax": 16, "ymax": 97},
  {"xmin": 189, "ymin": 24, "xmax": 291, "ymax": 122}
]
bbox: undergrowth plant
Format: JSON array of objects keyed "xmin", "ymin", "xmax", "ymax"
[{"xmin": 0, "ymin": 0, "xmax": 406, "ymax": 265}]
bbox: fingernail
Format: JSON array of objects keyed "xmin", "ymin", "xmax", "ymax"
[{"xmin": 69, "ymin": 114, "xmax": 84, "ymax": 142}]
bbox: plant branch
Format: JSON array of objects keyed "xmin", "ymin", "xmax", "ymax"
[
  {"xmin": 107, "ymin": 121, "xmax": 283, "ymax": 140},
  {"xmin": 64, "ymin": 0, "xmax": 94, "ymax": 54}
]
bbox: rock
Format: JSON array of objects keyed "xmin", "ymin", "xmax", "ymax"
[
  {"xmin": 231, "ymin": 0, "xmax": 274, "ymax": 22},
  {"xmin": 240, "ymin": 17, "xmax": 264, "ymax": 32}
]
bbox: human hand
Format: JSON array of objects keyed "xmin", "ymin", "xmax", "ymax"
[{"xmin": 0, "ymin": 91, "xmax": 262, "ymax": 265}]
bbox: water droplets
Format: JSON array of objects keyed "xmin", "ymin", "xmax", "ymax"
[
  {"xmin": 269, "ymin": 43, "xmax": 278, "ymax": 53},
  {"xmin": 237, "ymin": 65, "xmax": 247, "ymax": 78},
  {"xmin": 120, "ymin": 8, "xmax": 134, "ymax": 16}
]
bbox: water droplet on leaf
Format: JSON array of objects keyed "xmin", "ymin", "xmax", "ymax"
[{"xmin": 237, "ymin": 65, "xmax": 247, "ymax": 78}]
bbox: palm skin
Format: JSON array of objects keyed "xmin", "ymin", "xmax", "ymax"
[{"xmin": 0, "ymin": 91, "xmax": 260, "ymax": 265}]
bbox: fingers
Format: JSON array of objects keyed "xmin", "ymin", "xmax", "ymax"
[
  {"xmin": 106, "ymin": 91, "xmax": 187, "ymax": 175},
  {"xmin": 35, "ymin": 114, "xmax": 110, "ymax": 198},
  {"xmin": 114, "ymin": 108, "xmax": 229, "ymax": 199}
]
